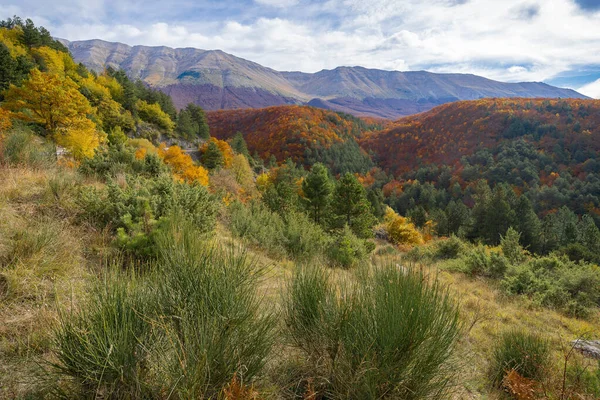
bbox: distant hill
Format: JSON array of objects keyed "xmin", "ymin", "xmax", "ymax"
[
  {"xmin": 360, "ymin": 98, "xmax": 600, "ymax": 176},
  {"xmin": 207, "ymin": 106, "xmax": 378, "ymax": 174},
  {"xmin": 62, "ymin": 39, "xmax": 588, "ymax": 118}
]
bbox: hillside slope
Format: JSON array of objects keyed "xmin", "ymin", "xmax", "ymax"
[
  {"xmin": 63, "ymin": 39, "xmax": 588, "ymax": 118},
  {"xmin": 361, "ymin": 98, "xmax": 600, "ymax": 175},
  {"xmin": 207, "ymin": 105, "xmax": 377, "ymax": 172}
]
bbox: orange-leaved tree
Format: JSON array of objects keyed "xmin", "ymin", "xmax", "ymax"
[
  {"xmin": 3, "ymin": 69, "xmax": 102, "ymax": 158},
  {"xmin": 159, "ymin": 144, "xmax": 209, "ymax": 186}
]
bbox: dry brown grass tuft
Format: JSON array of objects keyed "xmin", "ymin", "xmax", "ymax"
[
  {"xmin": 223, "ymin": 374, "xmax": 262, "ymax": 400},
  {"xmin": 502, "ymin": 369, "xmax": 540, "ymax": 400}
]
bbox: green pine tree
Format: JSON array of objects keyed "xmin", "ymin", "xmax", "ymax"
[
  {"xmin": 185, "ymin": 103, "xmax": 210, "ymax": 139},
  {"xmin": 230, "ymin": 132, "xmax": 250, "ymax": 158},
  {"xmin": 445, "ymin": 200, "xmax": 470, "ymax": 236},
  {"xmin": 367, "ymin": 188, "xmax": 386, "ymax": 220},
  {"xmin": 302, "ymin": 163, "xmax": 332, "ymax": 224},
  {"xmin": 514, "ymin": 196, "xmax": 542, "ymax": 253},
  {"xmin": 0, "ymin": 44, "xmax": 16, "ymax": 95},
  {"xmin": 468, "ymin": 180, "xmax": 492, "ymax": 241},
  {"xmin": 263, "ymin": 164, "xmax": 298, "ymax": 214},
  {"xmin": 578, "ymin": 214, "xmax": 600, "ymax": 252},
  {"xmin": 176, "ymin": 109, "xmax": 198, "ymax": 140},
  {"xmin": 331, "ymin": 173, "xmax": 375, "ymax": 238},
  {"xmin": 484, "ymin": 186, "xmax": 514, "ymax": 245},
  {"xmin": 202, "ymin": 141, "xmax": 224, "ymax": 170}
]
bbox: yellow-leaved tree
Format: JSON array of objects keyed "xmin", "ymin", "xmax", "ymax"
[
  {"xmin": 31, "ymin": 46, "xmax": 76, "ymax": 75},
  {"xmin": 384, "ymin": 206, "xmax": 424, "ymax": 245},
  {"xmin": 3, "ymin": 69, "xmax": 103, "ymax": 158},
  {"xmin": 79, "ymin": 76, "xmax": 134, "ymax": 132},
  {"xmin": 159, "ymin": 144, "xmax": 209, "ymax": 186},
  {"xmin": 0, "ymin": 27, "xmax": 27, "ymax": 57},
  {"xmin": 230, "ymin": 153, "xmax": 257, "ymax": 200},
  {"xmin": 128, "ymin": 138, "xmax": 158, "ymax": 160},
  {"xmin": 136, "ymin": 100, "xmax": 175, "ymax": 132}
]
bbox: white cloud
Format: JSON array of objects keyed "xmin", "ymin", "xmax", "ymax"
[
  {"xmin": 578, "ymin": 79, "xmax": 600, "ymax": 98},
  {"xmin": 255, "ymin": 0, "xmax": 299, "ymax": 7},
  {"xmin": 2, "ymin": 0, "xmax": 600, "ymax": 86}
]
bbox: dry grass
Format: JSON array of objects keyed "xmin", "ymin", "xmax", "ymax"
[
  {"xmin": 0, "ymin": 165, "xmax": 95, "ymax": 399},
  {"xmin": 412, "ymin": 259, "xmax": 600, "ymax": 399}
]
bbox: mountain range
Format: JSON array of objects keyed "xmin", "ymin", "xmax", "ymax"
[{"xmin": 62, "ymin": 39, "xmax": 589, "ymax": 119}]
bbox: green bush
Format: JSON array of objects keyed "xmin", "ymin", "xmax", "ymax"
[
  {"xmin": 153, "ymin": 218, "xmax": 276, "ymax": 398},
  {"xmin": 501, "ymin": 227, "xmax": 526, "ymax": 264},
  {"xmin": 433, "ymin": 235, "xmax": 467, "ymax": 260},
  {"xmin": 559, "ymin": 243, "xmax": 600, "ymax": 265},
  {"xmin": 490, "ymin": 330, "xmax": 550, "ymax": 386},
  {"xmin": 227, "ymin": 201, "xmax": 330, "ymax": 261},
  {"xmin": 502, "ymin": 255, "xmax": 600, "ymax": 318},
  {"xmin": 462, "ymin": 245, "xmax": 510, "ymax": 278},
  {"xmin": 403, "ymin": 245, "xmax": 433, "ymax": 263},
  {"xmin": 78, "ymin": 175, "xmax": 216, "ymax": 232},
  {"xmin": 227, "ymin": 200, "xmax": 287, "ymax": 257},
  {"xmin": 283, "ymin": 211, "xmax": 330, "ymax": 261},
  {"xmin": 77, "ymin": 174, "xmax": 217, "ymax": 261},
  {"xmin": 79, "ymin": 144, "xmax": 164, "ymax": 178},
  {"xmin": 53, "ymin": 218, "xmax": 276, "ymax": 398},
  {"xmin": 283, "ymin": 263, "xmax": 461, "ymax": 399},
  {"xmin": 53, "ymin": 270, "xmax": 153, "ymax": 398},
  {"xmin": 327, "ymin": 225, "xmax": 371, "ymax": 268}
]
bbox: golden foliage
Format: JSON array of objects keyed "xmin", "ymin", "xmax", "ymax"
[
  {"xmin": 54, "ymin": 128, "xmax": 103, "ymax": 159},
  {"xmin": 3, "ymin": 69, "xmax": 102, "ymax": 158},
  {"xmin": 230, "ymin": 154, "xmax": 256, "ymax": 200},
  {"xmin": 136, "ymin": 99, "xmax": 175, "ymax": 132},
  {"xmin": 128, "ymin": 138, "xmax": 157, "ymax": 152},
  {"xmin": 127, "ymin": 139, "xmax": 158, "ymax": 160},
  {"xmin": 159, "ymin": 144, "xmax": 209, "ymax": 186},
  {"xmin": 79, "ymin": 76, "xmax": 134, "ymax": 131},
  {"xmin": 255, "ymin": 172, "xmax": 271, "ymax": 193},
  {"xmin": 384, "ymin": 206, "xmax": 424, "ymax": 246},
  {"xmin": 502, "ymin": 369, "xmax": 539, "ymax": 400},
  {"xmin": 96, "ymin": 73, "xmax": 124, "ymax": 101},
  {"xmin": 0, "ymin": 27, "xmax": 27, "ymax": 57},
  {"xmin": 0, "ymin": 108, "xmax": 12, "ymax": 132},
  {"xmin": 31, "ymin": 46, "xmax": 69, "ymax": 75}
]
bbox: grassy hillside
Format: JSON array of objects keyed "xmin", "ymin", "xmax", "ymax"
[{"xmin": 2, "ymin": 133, "xmax": 600, "ymax": 399}]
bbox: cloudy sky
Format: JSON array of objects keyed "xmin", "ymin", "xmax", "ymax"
[{"xmin": 2, "ymin": 0, "xmax": 600, "ymax": 97}]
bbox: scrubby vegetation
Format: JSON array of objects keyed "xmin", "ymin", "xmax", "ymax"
[
  {"xmin": 283, "ymin": 265, "xmax": 461, "ymax": 399},
  {"xmin": 2, "ymin": 16, "xmax": 600, "ymax": 400}
]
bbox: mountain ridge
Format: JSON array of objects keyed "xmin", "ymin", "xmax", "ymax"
[{"xmin": 61, "ymin": 38, "xmax": 589, "ymax": 118}]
